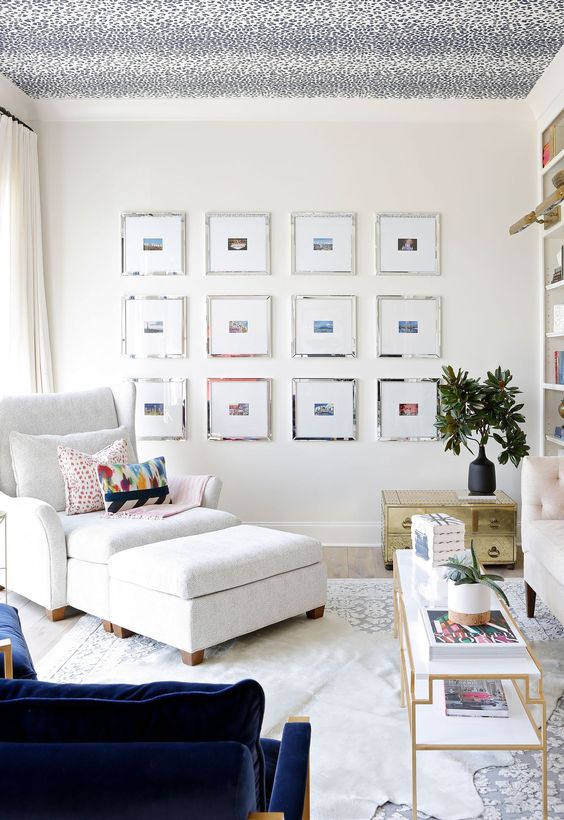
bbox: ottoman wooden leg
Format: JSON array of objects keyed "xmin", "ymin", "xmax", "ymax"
[
  {"xmin": 181, "ymin": 649, "xmax": 204, "ymax": 666},
  {"xmin": 306, "ymin": 605, "xmax": 325, "ymax": 620},
  {"xmin": 101, "ymin": 620, "xmax": 113, "ymax": 633},
  {"xmin": 113, "ymin": 625, "xmax": 135, "ymax": 639},
  {"xmin": 46, "ymin": 607, "xmax": 67, "ymax": 622},
  {"xmin": 525, "ymin": 582, "xmax": 537, "ymax": 618}
]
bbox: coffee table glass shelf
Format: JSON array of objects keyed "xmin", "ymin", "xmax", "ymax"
[{"xmin": 393, "ymin": 550, "xmax": 547, "ymax": 820}]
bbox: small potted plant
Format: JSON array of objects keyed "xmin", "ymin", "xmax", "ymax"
[
  {"xmin": 443, "ymin": 543, "xmax": 509, "ymax": 625},
  {"xmin": 435, "ymin": 365, "xmax": 529, "ymax": 495}
]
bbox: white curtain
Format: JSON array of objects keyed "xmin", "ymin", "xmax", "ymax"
[{"xmin": 0, "ymin": 114, "xmax": 53, "ymax": 393}]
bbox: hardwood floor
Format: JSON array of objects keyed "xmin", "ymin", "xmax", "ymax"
[{"xmin": 5, "ymin": 546, "xmax": 523, "ymax": 665}]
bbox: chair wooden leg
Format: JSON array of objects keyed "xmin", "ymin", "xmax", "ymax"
[
  {"xmin": 526, "ymin": 582, "xmax": 537, "ymax": 618},
  {"xmin": 306, "ymin": 605, "xmax": 325, "ymax": 620},
  {"xmin": 113, "ymin": 625, "xmax": 135, "ymax": 639},
  {"xmin": 45, "ymin": 607, "xmax": 66, "ymax": 622},
  {"xmin": 181, "ymin": 649, "xmax": 204, "ymax": 666},
  {"xmin": 101, "ymin": 620, "xmax": 113, "ymax": 633}
]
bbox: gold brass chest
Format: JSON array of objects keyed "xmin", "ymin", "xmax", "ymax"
[{"xmin": 381, "ymin": 489, "xmax": 517, "ymax": 569}]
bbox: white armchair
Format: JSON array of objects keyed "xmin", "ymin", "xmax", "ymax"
[
  {"xmin": 521, "ymin": 456, "xmax": 564, "ymax": 623},
  {"xmin": 0, "ymin": 384, "xmax": 237, "ymax": 622}
]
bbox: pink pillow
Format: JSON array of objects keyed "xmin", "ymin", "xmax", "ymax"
[{"xmin": 57, "ymin": 439, "xmax": 129, "ymax": 515}]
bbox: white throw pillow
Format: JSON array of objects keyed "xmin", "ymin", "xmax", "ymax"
[
  {"xmin": 9, "ymin": 427, "xmax": 131, "ymax": 511},
  {"xmin": 58, "ymin": 438, "xmax": 129, "ymax": 516}
]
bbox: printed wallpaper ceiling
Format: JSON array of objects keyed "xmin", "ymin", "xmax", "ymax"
[{"xmin": 0, "ymin": 0, "xmax": 563, "ymax": 99}]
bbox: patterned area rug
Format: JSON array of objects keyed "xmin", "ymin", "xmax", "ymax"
[{"xmin": 37, "ymin": 579, "xmax": 564, "ymax": 819}]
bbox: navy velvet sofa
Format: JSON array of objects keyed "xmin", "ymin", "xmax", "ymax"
[{"xmin": 0, "ymin": 604, "xmax": 311, "ymax": 820}]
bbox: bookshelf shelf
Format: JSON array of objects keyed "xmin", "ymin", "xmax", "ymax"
[
  {"xmin": 546, "ymin": 331, "xmax": 564, "ymax": 337},
  {"xmin": 545, "ymin": 435, "xmax": 564, "ymax": 447},
  {"xmin": 542, "ymin": 148, "xmax": 564, "ymax": 176},
  {"xmin": 545, "ymin": 280, "xmax": 564, "ymax": 291},
  {"xmin": 543, "ymin": 382, "xmax": 564, "ymax": 391}
]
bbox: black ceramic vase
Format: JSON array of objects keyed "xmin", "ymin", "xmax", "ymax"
[{"xmin": 468, "ymin": 445, "xmax": 496, "ymax": 495}]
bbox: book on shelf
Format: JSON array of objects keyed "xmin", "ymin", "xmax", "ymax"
[
  {"xmin": 419, "ymin": 607, "xmax": 527, "ymax": 660},
  {"xmin": 443, "ymin": 679, "xmax": 509, "ymax": 718},
  {"xmin": 554, "ymin": 351, "xmax": 564, "ymax": 384}
]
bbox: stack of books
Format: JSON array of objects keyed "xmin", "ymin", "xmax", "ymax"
[
  {"xmin": 419, "ymin": 607, "xmax": 527, "ymax": 660},
  {"xmin": 555, "ymin": 351, "xmax": 564, "ymax": 384},
  {"xmin": 443, "ymin": 679, "xmax": 509, "ymax": 718}
]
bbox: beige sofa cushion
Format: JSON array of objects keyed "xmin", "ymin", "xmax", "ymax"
[
  {"xmin": 108, "ymin": 524, "xmax": 323, "ymax": 600},
  {"xmin": 61, "ymin": 507, "xmax": 240, "ymax": 564},
  {"xmin": 521, "ymin": 519, "xmax": 564, "ymax": 579}
]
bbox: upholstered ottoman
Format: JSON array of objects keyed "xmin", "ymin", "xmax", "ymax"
[{"xmin": 108, "ymin": 525, "xmax": 327, "ymax": 665}]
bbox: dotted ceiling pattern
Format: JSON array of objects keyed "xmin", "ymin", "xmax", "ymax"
[{"xmin": 0, "ymin": 0, "xmax": 563, "ymax": 99}]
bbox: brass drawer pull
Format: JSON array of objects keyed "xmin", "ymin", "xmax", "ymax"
[
  {"xmin": 402, "ymin": 517, "xmax": 412, "ymax": 529},
  {"xmin": 489, "ymin": 517, "xmax": 500, "ymax": 529},
  {"xmin": 487, "ymin": 545, "xmax": 500, "ymax": 558}
]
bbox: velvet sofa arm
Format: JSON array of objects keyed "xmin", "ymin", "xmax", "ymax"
[
  {"xmin": 0, "ymin": 491, "xmax": 67, "ymax": 610},
  {"xmin": 268, "ymin": 718, "xmax": 312, "ymax": 820}
]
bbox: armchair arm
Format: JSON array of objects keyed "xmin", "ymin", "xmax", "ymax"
[
  {"xmin": 202, "ymin": 476, "xmax": 222, "ymax": 509},
  {"xmin": 0, "ymin": 492, "xmax": 67, "ymax": 610},
  {"xmin": 268, "ymin": 718, "xmax": 311, "ymax": 820}
]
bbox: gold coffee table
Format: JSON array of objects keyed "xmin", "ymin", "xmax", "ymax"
[{"xmin": 393, "ymin": 550, "xmax": 547, "ymax": 819}]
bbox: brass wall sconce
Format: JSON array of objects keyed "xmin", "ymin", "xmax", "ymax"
[{"xmin": 509, "ymin": 170, "xmax": 564, "ymax": 235}]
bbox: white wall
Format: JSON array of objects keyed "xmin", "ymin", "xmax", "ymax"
[{"xmin": 36, "ymin": 107, "xmax": 538, "ymax": 545}]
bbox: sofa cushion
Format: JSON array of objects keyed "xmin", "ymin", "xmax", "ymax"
[
  {"xmin": 522, "ymin": 519, "xmax": 564, "ymax": 579},
  {"xmin": 0, "ymin": 678, "xmax": 266, "ymax": 810},
  {"xmin": 10, "ymin": 427, "xmax": 131, "ymax": 511},
  {"xmin": 60, "ymin": 507, "xmax": 241, "ymax": 564},
  {"xmin": 0, "ymin": 605, "xmax": 36, "ymax": 680},
  {"xmin": 108, "ymin": 524, "xmax": 323, "ymax": 599}
]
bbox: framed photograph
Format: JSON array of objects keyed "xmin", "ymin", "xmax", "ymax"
[
  {"xmin": 377, "ymin": 379, "xmax": 440, "ymax": 441},
  {"xmin": 207, "ymin": 378, "xmax": 271, "ymax": 441},
  {"xmin": 207, "ymin": 295, "xmax": 271, "ymax": 357},
  {"xmin": 292, "ymin": 295, "xmax": 356, "ymax": 357},
  {"xmin": 121, "ymin": 212, "xmax": 185, "ymax": 276},
  {"xmin": 292, "ymin": 379, "xmax": 357, "ymax": 441},
  {"xmin": 131, "ymin": 378, "xmax": 187, "ymax": 440},
  {"xmin": 122, "ymin": 296, "xmax": 186, "ymax": 358},
  {"xmin": 292, "ymin": 212, "xmax": 355, "ymax": 275},
  {"xmin": 206, "ymin": 212, "xmax": 270, "ymax": 275},
  {"xmin": 377, "ymin": 296, "xmax": 441, "ymax": 357},
  {"xmin": 376, "ymin": 213, "xmax": 440, "ymax": 275}
]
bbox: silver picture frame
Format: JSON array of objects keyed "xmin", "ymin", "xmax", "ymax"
[
  {"xmin": 207, "ymin": 295, "xmax": 272, "ymax": 357},
  {"xmin": 291, "ymin": 212, "xmax": 356, "ymax": 275},
  {"xmin": 130, "ymin": 378, "xmax": 187, "ymax": 441},
  {"xmin": 121, "ymin": 212, "xmax": 186, "ymax": 276},
  {"xmin": 207, "ymin": 378, "xmax": 272, "ymax": 441},
  {"xmin": 292, "ymin": 378, "xmax": 357, "ymax": 441},
  {"xmin": 206, "ymin": 212, "xmax": 271, "ymax": 275},
  {"xmin": 375, "ymin": 212, "xmax": 440, "ymax": 275},
  {"xmin": 377, "ymin": 378, "xmax": 440, "ymax": 441},
  {"xmin": 292, "ymin": 295, "xmax": 357, "ymax": 357},
  {"xmin": 122, "ymin": 295, "xmax": 187, "ymax": 358},
  {"xmin": 376, "ymin": 295, "xmax": 441, "ymax": 358}
]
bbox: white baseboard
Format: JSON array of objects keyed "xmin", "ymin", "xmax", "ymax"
[{"xmin": 242, "ymin": 521, "xmax": 382, "ymax": 548}]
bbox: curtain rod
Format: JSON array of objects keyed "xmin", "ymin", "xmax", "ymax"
[{"xmin": 0, "ymin": 105, "xmax": 34, "ymax": 132}]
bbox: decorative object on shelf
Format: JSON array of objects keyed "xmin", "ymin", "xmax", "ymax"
[
  {"xmin": 377, "ymin": 295, "xmax": 441, "ymax": 357},
  {"xmin": 443, "ymin": 542, "xmax": 509, "ymax": 626},
  {"xmin": 559, "ymin": 398, "xmax": 564, "ymax": 419},
  {"xmin": 554, "ymin": 304, "xmax": 564, "ymax": 332},
  {"xmin": 206, "ymin": 212, "xmax": 270, "ymax": 275},
  {"xmin": 292, "ymin": 378, "xmax": 356, "ymax": 441},
  {"xmin": 122, "ymin": 296, "xmax": 186, "ymax": 358},
  {"xmin": 411, "ymin": 513, "xmax": 465, "ymax": 567},
  {"xmin": 435, "ymin": 365, "xmax": 529, "ymax": 495},
  {"xmin": 377, "ymin": 378, "xmax": 439, "ymax": 441},
  {"xmin": 555, "ymin": 351, "xmax": 564, "ymax": 384},
  {"xmin": 375, "ymin": 212, "xmax": 440, "ymax": 275},
  {"xmin": 551, "ymin": 267, "xmax": 563, "ymax": 284},
  {"xmin": 131, "ymin": 378, "xmax": 187, "ymax": 440},
  {"xmin": 292, "ymin": 295, "xmax": 356, "ymax": 357},
  {"xmin": 207, "ymin": 295, "xmax": 271, "ymax": 357},
  {"xmin": 291, "ymin": 212, "xmax": 355, "ymax": 275},
  {"xmin": 541, "ymin": 110, "xmax": 564, "ymax": 168},
  {"xmin": 509, "ymin": 169, "xmax": 564, "ymax": 234},
  {"xmin": 207, "ymin": 378, "xmax": 271, "ymax": 441},
  {"xmin": 121, "ymin": 212, "xmax": 185, "ymax": 276},
  {"xmin": 554, "ymin": 426, "xmax": 564, "ymax": 438}
]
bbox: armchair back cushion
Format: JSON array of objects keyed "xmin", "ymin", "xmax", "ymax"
[
  {"xmin": 0, "ymin": 385, "xmax": 137, "ymax": 497},
  {"xmin": 10, "ymin": 427, "xmax": 131, "ymax": 510},
  {"xmin": 0, "ymin": 677, "xmax": 266, "ymax": 808},
  {"xmin": 522, "ymin": 456, "xmax": 564, "ymax": 531}
]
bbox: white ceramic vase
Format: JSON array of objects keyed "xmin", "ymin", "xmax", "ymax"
[{"xmin": 447, "ymin": 580, "xmax": 491, "ymax": 626}]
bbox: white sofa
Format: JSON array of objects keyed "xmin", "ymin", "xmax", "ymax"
[
  {"xmin": 0, "ymin": 384, "xmax": 239, "ymax": 622},
  {"xmin": 521, "ymin": 456, "xmax": 564, "ymax": 623}
]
